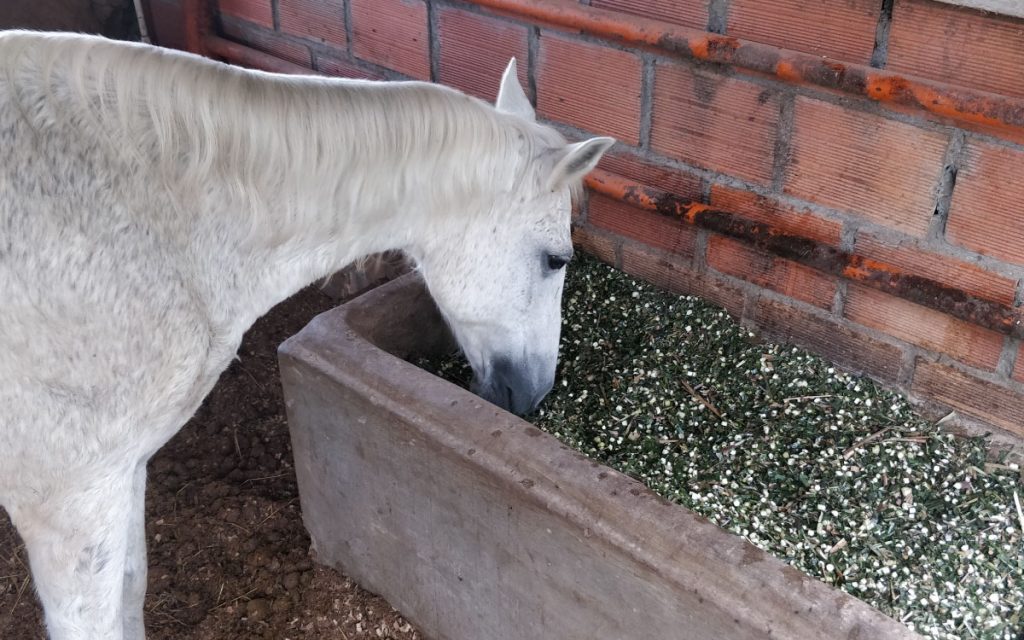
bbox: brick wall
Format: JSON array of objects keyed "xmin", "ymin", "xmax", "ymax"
[{"xmin": 146, "ymin": 0, "xmax": 1024, "ymax": 443}]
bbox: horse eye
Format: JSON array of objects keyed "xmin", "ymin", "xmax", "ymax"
[{"xmin": 546, "ymin": 253, "xmax": 571, "ymax": 271}]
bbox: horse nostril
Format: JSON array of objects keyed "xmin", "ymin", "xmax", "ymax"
[
  {"xmin": 502, "ymin": 383, "xmax": 515, "ymax": 411},
  {"xmin": 475, "ymin": 357, "xmax": 553, "ymax": 416}
]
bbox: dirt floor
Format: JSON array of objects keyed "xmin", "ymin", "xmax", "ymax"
[{"xmin": 0, "ymin": 287, "xmax": 423, "ymax": 640}]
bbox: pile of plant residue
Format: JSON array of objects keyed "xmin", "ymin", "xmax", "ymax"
[{"xmin": 417, "ymin": 255, "xmax": 1023, "ymax": 640}]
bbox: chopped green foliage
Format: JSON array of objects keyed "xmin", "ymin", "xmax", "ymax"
[{"xmin": 417, "ymin": 255, "xmax": 1023, "ymax": 639}]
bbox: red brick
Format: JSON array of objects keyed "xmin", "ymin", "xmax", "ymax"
[
  {"xmin": 845, "ymin": 285, "xmax": 1004, "ymax": 370},
  {"xmin": 218, "ymin": 0, "xmax": 273, "ymax": 27},
  {"xmin": 536, "ymin": 34, "xmax": 642, "ymax": 144},
  {"xmin": 754, "ymin": 298, "xmax": 905, "ymax": 382},
  {"xmin": 785, "ymin": 98, "xmax": 947, "ymax": 237},
  {"xmin": 651, "ymin": 63, "xmax": 779, "ymax": 185},
  {"xmin": 437, "ymin": 8, "xmax": 529, "ymax": 102},
  {"xmin": 708, "ymin": 235, "xmax": 836, "ymax": 309},
  {"xmin": 709, "ymin": 184, "xmax": 842, "ymax": 246},
  {"xmin": 889, "ymin": 0, "xmax": 1024, "ymax": 100},
  {"xmin": 854, "ymin": 232, "xmax": 1018, "ymax": 305},
  {"xmin": 728, "ymin": 0, "xmax": 879, "ymax": 64},
  {"xmin": 351, "ymin": 0, "xmax": 429, "ymax": 80},
  {"xmin": 620, "ymin": 243, "xmax": 746, "ymax": 318},
  {"xmin": 1015, "ymin": 344, "xmax": 1024, "ymax": 384},
  {"xmin": 598, "ymin": 153, "xmax": 703, "ymax": 203},
  {"xmin": 571, "ymin": 225, "xmax": 618, "ymax": 266},
  {"xmin": 315, "ymin": 53, "xmax": 383, "ymax": 79},
  {"xmin": 279, "ymin": 0, "xmax": 346, "ymax": 48},
  {"xmin": 947, "ymin": 140, "xmax": 1024, "ymax": 266},
  {"xmin": 588, "ymin": 194, "xmax": 697, "ymax": 258},
  {"xmin": 590, "ymin": 0, "xmax": 707, "ymax": 29},
  {"xmin": 912, "ymin": 360, "xmax": 1024, "ymax": 438},
  {"xmin": 221, "ymin": 19, "xmax": 312, "ymax": 68}
]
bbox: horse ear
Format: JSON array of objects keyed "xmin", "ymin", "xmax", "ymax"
[
  {"xmin": 495, "ymin": 58, "xmax": 534, "ymax": 121},
  {"xmin": 547, "ymin": 137, "xmax": 616, "ymax": 190}
]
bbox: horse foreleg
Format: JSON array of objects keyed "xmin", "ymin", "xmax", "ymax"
[
  {"xmin": 121, "ymin": 461, "xmax": 148, "ymax": 640},
  {"xmin": 12, "ymin": 467, "xmax": 137, "ymax": 640}
]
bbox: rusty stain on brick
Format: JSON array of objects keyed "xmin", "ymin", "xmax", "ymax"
[
  {"xmin": 686, "ymin": 35, "xmax": 741, "ymax": 61},
  {"xmin": 586, "ymin": 170, "xmax": 1024, "ymax": 339}
]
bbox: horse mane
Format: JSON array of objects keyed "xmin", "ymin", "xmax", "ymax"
[{"xmin": 0, "ymin": 31, "xmax": 569, "ymax": 226}]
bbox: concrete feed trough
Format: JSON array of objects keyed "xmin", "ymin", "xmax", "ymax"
[{"xmin": 278, "ymin": 274, "xmax": 918, "ymax": 640}]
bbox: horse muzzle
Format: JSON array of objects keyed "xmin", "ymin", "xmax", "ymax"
[{"xmin": 471, "ymin": 356, "xmax": 555, "ymax": 416}]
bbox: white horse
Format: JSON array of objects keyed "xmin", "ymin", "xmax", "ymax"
[{"xmin": 0, "ymin": 30, "xmax": 612, "ymax": 639}]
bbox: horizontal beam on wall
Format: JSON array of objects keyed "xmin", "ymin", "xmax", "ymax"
[
  {"xmin": 469, "ymin": 0, "xmax": 1024, "ymax": 134},
  {"xmin": 585, "ymin": 169, "xmax": 1024, "ymax": 338}
]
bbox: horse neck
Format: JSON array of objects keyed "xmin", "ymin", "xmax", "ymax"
[{"xmin": 174, "ymin": 77, "xmax": 494, "ymax": 346}]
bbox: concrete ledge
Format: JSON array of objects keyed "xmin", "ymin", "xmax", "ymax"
[
  {"xmin": 279, "ymin": 274, "xmax": 919, "ymax": 640},
  {"xmin": 934, "ymin": 0, "xmax": 1024, "ymax": 19}
]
